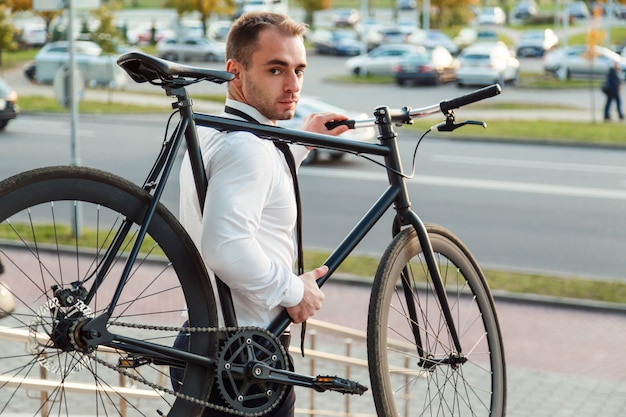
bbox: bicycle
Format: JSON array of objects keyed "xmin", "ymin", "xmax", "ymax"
[{"xmin": 0, "ymin": 51, "xmax": 506, "ymax": 417}]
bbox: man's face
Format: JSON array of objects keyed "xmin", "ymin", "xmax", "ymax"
[{"xmin": 239, "ymin": 29, "xmax": 307, "ymax": 122}]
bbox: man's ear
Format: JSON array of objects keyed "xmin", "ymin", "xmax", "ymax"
[{"xmin": 226, "ymin": 59, "xmax": 242, "ymax": 84}]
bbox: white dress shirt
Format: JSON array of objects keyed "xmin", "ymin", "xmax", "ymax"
[{"xmin": 179, "ymin": 99, "xmax": 309, "ymax": 328}]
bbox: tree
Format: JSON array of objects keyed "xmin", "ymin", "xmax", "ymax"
[
  {"xmin": 11, "ymin": 0, "xmax": 64, "ymax": 45},
  {"xmin": 296, "ymin": 0, "xmax": 330, "ymax": 28},
  {"xmin": 166, "ymin": 0, "xmax": 236, "ymax": 37},
  {"xmin": 89, "ymin": 0, "xmax": 124, "ymax": 53},
  {"xmin": 0, "ymin": 1, "xmax": 16, "ymax": 67},
  {"xmin": 430, "ymin": 0, "xmax": 478, "ymax": 28}
]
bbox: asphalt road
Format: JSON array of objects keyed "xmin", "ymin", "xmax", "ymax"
[{"xmin": 1, "ymin": 113, "xmax": 625, "ymax": 283}]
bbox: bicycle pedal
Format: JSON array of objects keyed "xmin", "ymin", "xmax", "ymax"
[
  {"xmin": 313, "ymin": 375, "xmax": 368, "ymax": 395},
  {"xmin": 118, "ymin": 355, "xmax": 150, "ymax": 369}
]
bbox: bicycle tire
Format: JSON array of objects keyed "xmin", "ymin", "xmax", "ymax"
[
  {"xmin": 0, "ymin": 166, "xmax": 218, "ymax": 417},
  {"xmin": 368, "ymin": 224, "xmax": 506, "ymax": 417}
]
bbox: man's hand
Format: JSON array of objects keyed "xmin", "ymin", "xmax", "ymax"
[
  {"xmin": 286, "ymin": 265, "xmax": 327, "ymax": 324},
  {"xmin": 301, "ymin": 112, "xmax": 350, "ymax": 136}
]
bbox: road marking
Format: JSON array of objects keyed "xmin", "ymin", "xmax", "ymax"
[
  {"xmin": 11, "ymin": 121, "xmax": 95, "ymax": 137},
  {"xmin": 301, "ymin": 167, "xmax": 626, "ymax": 201},
  {"xmin": 432, "ymin": 154, "xmax": 626, "ymax": 175}
]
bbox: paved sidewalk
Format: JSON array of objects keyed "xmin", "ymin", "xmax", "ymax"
[{"xmin": 291, "ymin": 280, "xmax": 626, "ymax": 417}]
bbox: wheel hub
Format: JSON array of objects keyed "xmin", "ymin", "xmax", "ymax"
[{"xmin": 28, "ymin": 285, "xmax": 94, "ymax": 374}]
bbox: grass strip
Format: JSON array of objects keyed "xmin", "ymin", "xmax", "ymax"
[{"xmin": 1, "ymin": 223, "xmax": 624, "ymax": 304}]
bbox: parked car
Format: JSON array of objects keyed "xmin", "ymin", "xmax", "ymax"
[
  {"xmin": 277, "ymin": 97, "xmax": 376, "ymax": 164},
  {"xmin": 311, "ymin": 29, "xmax": 362, "ymax": 56},
  {"xmin": 30, "ymin": 41, "xmax": 127, "ymax": 88},
  {"xmin": 378, "ymin": 28, "xmax": 409, "ymax": 44},
  {"xmin": 409, "ymin": 30, "xmax": 459, "ymax": 55},
  {"xmin": 333, "ymin": 9, "xmax": 360, "ymax": 27},
  {"xmin": 397, "ymin": 0, "xmax": 417, "ymax": 10},
  {"xmin": 157, "ymin": 37, "xmax": 226, "ymax": 62},
  {"xmin": 476, "ymin": 7, "xmax": 507, "ymax": 25},
  {"xmin": 456, "ymin": 42, "xmax": 519, "ymax": 86},
  {"xmin": 16, "ymin": 23, "xmax": 47, "ymax": 48},
  {"xmin": 208, "ymin": 21, "xmax": 232, "ymax": 41},
  {"xmin": 393, "ymin": 46, "xmax": 459, "ymax": 86},
  {"xmin": 345, "ymin": 44, "xmax": 420, "ymax": 76},
  {"xmin": 516, "ymin": 29, "xmax": 559, "ymax": 57},
  {"xmin": 454, "ymin": 28, "xmax": 499, "ymax": 50},
  {"xmin": 0, "ymin": 77, "xmax": 18, "ymax": 130},
  {"xmin": 543, "ymin": 45, "xmax": 626, "ymax": 80},
  {"xmin": 511, "ymin": 0, "xmax": 538, "ymax": 20},
  {"xmin": 566, "ymin": 1, "xmax": 591, "ymax": 19}
]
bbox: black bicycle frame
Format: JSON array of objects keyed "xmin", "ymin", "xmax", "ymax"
[
  {"xmin": 83, "ymin": 83, "xmax": 463, "ymax": 362},
  {"xmin": 192, "ymin": 107, "xmax": 463, "ymax": 353}
]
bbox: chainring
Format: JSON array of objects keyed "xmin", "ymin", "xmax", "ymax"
[{"xmin": 216, "ymin": 328, "xmax": 289, "ymax": 415}]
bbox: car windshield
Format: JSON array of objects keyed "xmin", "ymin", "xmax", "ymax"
[
  {"xmin": 0, "ymin": 78, "xmax": 11, "ymax": 97},
  {"xmin": 462, "ymin": 53, "xmax": 490, "ymax": 61},
  {"xmin": 404, "ymin": 52, "xmax": 430, "ymax": 64}
]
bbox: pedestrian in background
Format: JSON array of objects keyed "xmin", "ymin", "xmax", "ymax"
[{"xmin": 603, "ymin": 61, "xmax": 623, "ymax": 122}]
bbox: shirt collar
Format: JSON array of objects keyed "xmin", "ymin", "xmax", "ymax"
[{"xmin": 224, "ymin": 99, "xmax": 273, "ymax": 125}]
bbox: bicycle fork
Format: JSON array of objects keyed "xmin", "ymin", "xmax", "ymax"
[{"xmin": 376, "ymin": 105, "xmax": 464, "ymax": 362}]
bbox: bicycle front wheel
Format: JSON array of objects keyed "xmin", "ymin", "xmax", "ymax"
[
  {"xmin": 368, "ymin": 224, "xmax": 506, "ymax": 417},
  {"xmin": 0, "ymin": 166, "xmax": 218, "ymax": 417}
]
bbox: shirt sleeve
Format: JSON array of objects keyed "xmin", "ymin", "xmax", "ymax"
[{"xmin": 200, "ymin": 134, "xmax": 304, "ymax": 311}]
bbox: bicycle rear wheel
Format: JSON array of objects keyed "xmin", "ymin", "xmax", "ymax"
[
  {"xmin": 0, "ymin": 166, "xmax": 218, "ymax": 417},
  {"xmin": 368, "ymin": 224, "xmax": 506, "ymax": 417}
]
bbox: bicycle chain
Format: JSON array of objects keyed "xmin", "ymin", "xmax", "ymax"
[{"xmin": 86, "ymin": 321, "xmax": 283, "ymax": 417}]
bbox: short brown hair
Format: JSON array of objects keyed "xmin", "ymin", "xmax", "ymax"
[{"xmin": 226, "ymin": 12, "xmax": 308, "ymax": 69}]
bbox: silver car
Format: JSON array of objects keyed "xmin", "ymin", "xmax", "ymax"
[
  {"xmin": 345, "ymin": 44, "xmax": 421, "ymax": 76},
  {"xmin": 456, "ymin": 42, "xmax": 519, "ymax": 86},
  {"xmin": 31, "ymin": 41, "xmax": 126, "ymax": 88},
  {"xmin": 543, "ymin": 45, "xmax": 626, "ymax": 80},
  {"xmin": 156, "ymin": 37, "xmax": 226, "ymax": 63}
]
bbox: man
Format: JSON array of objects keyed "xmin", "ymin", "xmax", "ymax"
[
  {"xmin": 603, "ymin": 61, "xmax": 623, "ymax": 122},
  {"xmin": 176, "ymin": 11, "xmax": 350, "ymax": 416}
]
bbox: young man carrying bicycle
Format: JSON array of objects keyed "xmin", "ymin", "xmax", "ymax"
[{"xmin": 176, "ymin": 11, "xmax": 350, "ymax": 417}]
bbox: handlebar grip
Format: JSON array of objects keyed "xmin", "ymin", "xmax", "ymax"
[
  {"xmin": 325, "ymin": 120, "xmax": 356, "ymax": 130},
  {"xmin": 439, "ymin": 84, "xmax": 502, "ymax": 113}
]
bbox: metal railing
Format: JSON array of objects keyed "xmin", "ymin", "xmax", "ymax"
[{"xmin": 0, "ymin": 319, "xmax": 413, "ymax": 417}]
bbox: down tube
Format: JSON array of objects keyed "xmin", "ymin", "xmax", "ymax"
[{"xmin": 267, "ymin": 185, "xmax": 401, "ymax": 336}]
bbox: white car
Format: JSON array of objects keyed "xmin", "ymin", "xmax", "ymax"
[
  {"xmin": 345, "ymin": 44, "xmax": 421, "ymax": 76},
  {"xmin": 409, "ymin": 30, "xmax": 459, "ymax": 55},
  {"xmin": 544, "ymin": 45, "xmax": 626, "ymax": 80},
  {"xmin": 31, "ymin": 41, "xmax": 127, "ymax": 88},
  {"xmin": 156, "ymin": 37, "xmax": 226, "ymax": 63},
  {"xmin": 476, "ymin": 7, "xmax": 507, "ymax": 25},
  {"xmin": 456, "ymin": 42, "xmax": 519, "ymax": 87},
  {"xmin": 516, "ymin": 29, "xmax": 559, "ymax": 57},
  {"xmin": 277, "ymin": 97, "xmax": 376, "ymax": 165}
]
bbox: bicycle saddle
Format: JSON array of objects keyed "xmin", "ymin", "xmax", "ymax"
[{"xmin": 117, "ymin": 51, "xmax": 234, "ymax": 85}]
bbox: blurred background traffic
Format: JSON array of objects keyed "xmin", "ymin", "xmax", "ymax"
[{"xmin": 1, "ymin": 0, "xmax": 626, "ymax": 132}]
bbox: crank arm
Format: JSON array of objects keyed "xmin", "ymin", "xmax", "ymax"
[{"xmin": 250, "ymin": 362, "xmax": 368, "ymax": 395}]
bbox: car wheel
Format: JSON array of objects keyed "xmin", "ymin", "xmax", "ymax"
[
  {"xmin": 329, "ymin": 152, "xmax": 345, "ymax": 162},
  {"xmin": 555, "ymin": 65, "xmax": 569, "ymax": 81},
  {"xmin": 206, "ymin": 53, "xmax": 216, "ymax": 62},
  {"xmin": 0, "ymin": 120, "xmax": 9, "ymax": 130},
  {"xmin": 302, "ymin": 149, "xmax": 318, "ymax": 165},
  {"xmin": 163, "ymin": 52, "xmax": 178, "ymax": 62},
  {"xmin": 396, "ymin": 78, "xmax": 406, "ymax": 86}
]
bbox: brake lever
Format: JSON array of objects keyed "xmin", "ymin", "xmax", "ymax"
[{"xmin": 432, "ymin": 114, "xmax": 487, "ymax": 132}]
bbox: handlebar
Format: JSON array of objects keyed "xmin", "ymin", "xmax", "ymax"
[{"xmin": 325, "ymin": 84, "xmax": 501, "ymax": 131}]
